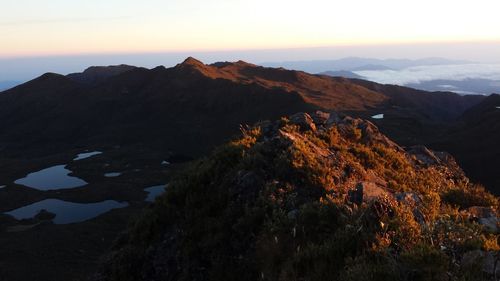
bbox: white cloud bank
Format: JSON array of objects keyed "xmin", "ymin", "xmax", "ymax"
[{"xmin": 355, "ymin": 64, "xmax": 500, "ymax": 85}]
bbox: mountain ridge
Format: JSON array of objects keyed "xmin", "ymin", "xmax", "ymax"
[{"xmin": 0, "ymin": 58, "xmax": 491, "ymax": 191}]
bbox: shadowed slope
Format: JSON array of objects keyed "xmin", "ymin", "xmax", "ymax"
[{"xmin": 433, "ymin": 94, "xmax": 500, "ymax": 193}]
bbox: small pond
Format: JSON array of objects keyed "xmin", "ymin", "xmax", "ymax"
[
  {"xmin": 371, "ymin": 114, "xmax": 384, "ymax": 120},
  {"xmin": 74, "ymin": 151, "xmax": 102, "ymax": 161},
  {"xmin": 144, "ymin": 185, "xmax": 168, "ymax": 202},
  {"xmin": 104, "ymin": 172, "xmax": 122, "ymax": 178},
  {"xmin": 15, "ymin": 165, "xmax": 87, "ymax": 190},
  {"xmin": 5, "ymin": 199, "xmax": 128, "ymax": 224}
]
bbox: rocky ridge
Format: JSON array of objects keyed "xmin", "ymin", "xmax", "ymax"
[{"xmin": 96, "ymin": 111, "xmax": 499, "ymax": 281}]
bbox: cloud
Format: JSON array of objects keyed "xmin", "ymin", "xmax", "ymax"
[{"xmin": 355, "ymin": 64, "xmax": 500, "ymax": 85}]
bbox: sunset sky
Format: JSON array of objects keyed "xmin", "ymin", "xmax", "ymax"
[{"xmin": 2, "ymin": 0, "xmax": 500, "ymax": 58}]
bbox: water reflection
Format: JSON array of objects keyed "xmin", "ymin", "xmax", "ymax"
[
  {"xmin": 144, "ymin": 185, "xmax": 168, "ymax": 202},
  {"xmin": 371, "ymin": 114, "xmax": 384, "ymax": 119},
  {"xmin": 15, "ymin": 165, "xmax": 87, "ymax": 190},
  {"xmin": 5, "ymin": 199, "xmax": 128, "ymax": 224},
  {"xmin": 74, "ymin": 151, "xmax": 102, "ymax": 161},
  {"xmin": 104, "ymin": 172, "xmax": 122, "ymax": 178}
]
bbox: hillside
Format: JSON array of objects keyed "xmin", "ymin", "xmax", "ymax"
[
  {"xmin": 433, "ymin": 94, "xmax": 500, "ymax": 193},
  {"xmin": 96, "ymin": 112, "xmax": 500, "ymax": 281}
]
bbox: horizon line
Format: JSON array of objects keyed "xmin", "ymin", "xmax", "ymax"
[{"xmin": 2, "ymin": 39, "xmax": 500, "ymax": 60}]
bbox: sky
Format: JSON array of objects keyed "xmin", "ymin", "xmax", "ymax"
[
  {"xmin": 2, "ymin": 0, "xmax": 500, "ymax": 85},
  {"xmin": 2, "ymin": 0, "xmax": 500, "ymax": 58}
]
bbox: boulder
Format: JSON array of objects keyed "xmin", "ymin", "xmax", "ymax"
[
  {"xmin": 348, "ymin": 182, "xmax": 392, "ymax": 204},
  {"xmin": 408, "ymin": 145, "xmax": 442, "ymax": 166},
  {"xmin": 289, "ymin": 112, "xmax": 316, "ymax": 132},
  {"xmin": 326, "ymin": 111, "xmax": 342, "ymax": 125},
  {"xmin": 34, "ymin": 209, "xmax": 56, "ymax": 221},
  {"xmin": 464, "ymin": 206, "xmax": 499, "ymax": 233},
  {"xmin": 310, "ymin": 111, "xmax": 330, "ymax": 125}
]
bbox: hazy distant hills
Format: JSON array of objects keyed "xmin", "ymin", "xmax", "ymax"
[
  {"xmin": 1, "ymin": 57, "xmax": 498, "ymax": 192},
  {"xmin": 406, "ymin": 78, "xmax": 500, "ymax": 95},
  {"xmin": 0, "ymin": 81, "xmax": 21, "ymax": 92},
  {"xmin": 262, "ymin": 57, "xmax": 471, "ymax": 73},
  {"xmin": 318, "ymin": 70, "xmax": 364, "ymax": 79}
]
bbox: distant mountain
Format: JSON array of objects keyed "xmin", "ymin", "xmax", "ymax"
[
  {"xmin": 0, "ymin": 57, "xmax": 488, "ymax": 188},
  {"xmin": 0, "ymin": 81, "xmax": 22, "ymax": 92},
  {"xmin": 67, "ymin": 64, "xmax": 138, "ymax": 85},
  {"xmin": 319, "ymin": 70, "xmax": 364, "ymax": 79},
  {"xmin": 262, "ymin": 57, "xmax": 472, "ymax": 73},
  {"xmin": 407, "ymin": 78, "xmax": 500, "ymax": 96},
  {"xmin": 350, "ymin": 64, "xmax": 394, "ymax": 71}
]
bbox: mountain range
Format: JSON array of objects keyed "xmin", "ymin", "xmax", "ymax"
[{"xmin": 0, "ymin": 57, "xmax": 496, "ymax": 193}]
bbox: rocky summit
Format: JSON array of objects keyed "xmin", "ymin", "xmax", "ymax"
[{"xmin": 96, "ymin": 111, "xmax": 499, "ymax": 281}]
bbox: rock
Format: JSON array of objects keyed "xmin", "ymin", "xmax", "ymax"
[
  {"xmin": 464, "ymin": 206, "xmax": 499, "ymax": 233},
  {"xmin": 357, "ymin": 121, "xmax": 400, "ymax": 149},
  {"xmin": 462, "ymin": 250, "xmax": 500, "ymax": 276},
  {"xmin": 408, "ymin": 145, "xmax": 442, "ymax": 166},
  {"xmin": 34, "ymin": 209, "xmax": 56, "ymax": 221},
  {"xmin": 348, "ymin": 182, "xmax": 392, "ymax": 204},
  {"xmin": 310, "ymin": 111, "xmax": 330, "ymax": 125},
  {"xmin": 396, "ymin": 192, "xmax": 422, "ymax": 205},
  {"xmin": 396, "ymin": 192, "xmax": 426, "ymax": 224},
  {"xmin": 289, "ymin": 113, "xmax": 316, "ymax": 131},
  {"xmin": 479, "ymin": 217, "xmax": 500, "ymax": 233},
  {"xmin": 326, "ymin": 112, "xmax": 342, "ymax": 125},
  {"xmin": 257, "ymin": 120, "xmax": 274, "ymax": 137}
]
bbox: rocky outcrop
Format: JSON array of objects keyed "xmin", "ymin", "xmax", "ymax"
[
  {"xmin": 348, "ymin": 182, "xmax": 392, "ymax": 204},
  {"xmin": 95, "ymin": 111, "xmax": 499, "ymax": 281},
  {"xmin": 288, "ymin": 112, "xmax": 317, "ymax": 132},
  {"xmin": 463, "ymin": 206, "xmax": 500, "ymax": 233}
]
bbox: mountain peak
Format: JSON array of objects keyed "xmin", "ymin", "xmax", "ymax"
[
  {"xmin": 67, "ymin": 65, "xmax": 137, "ymax": 85},
  {"xmin": 81, "ymin": 64, "xmax": 135, "ymax": 74},
  {"xmin": 179, "ymin": 57, "xmax": 205, "ymax": 68}
]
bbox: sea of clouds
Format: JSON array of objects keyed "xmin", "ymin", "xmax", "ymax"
[{"xmin": 354, "ymin": 64, "xmax": 500, "ymax": 85}]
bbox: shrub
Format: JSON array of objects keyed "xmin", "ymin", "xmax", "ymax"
[{"xmin": 442, "ymin": 184, "xmax": 498, "ymax": 209}]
